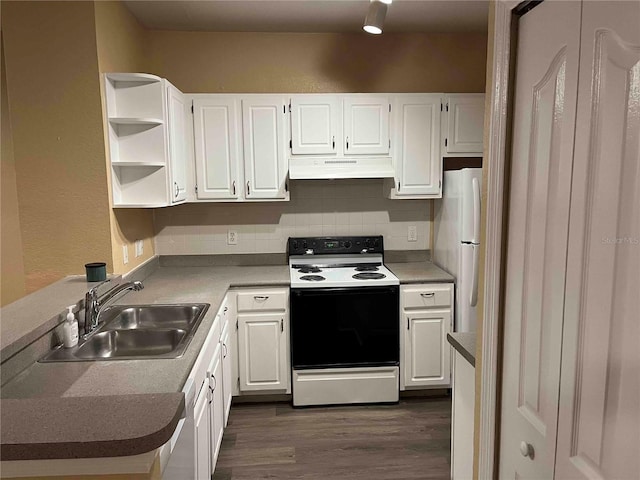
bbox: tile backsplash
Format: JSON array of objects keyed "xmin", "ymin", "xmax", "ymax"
[{"xmin": 154, "ymin": 180, "xmax": 430, "ymax": 255}]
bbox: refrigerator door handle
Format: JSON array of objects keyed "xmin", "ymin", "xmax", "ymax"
[
  {"xmin": 470, "ymin": 243, "xmax": 479, "ymax": 307},
  {"xmin": 472, "ymin": 176, "xmax": 481, "ymax": 244}
]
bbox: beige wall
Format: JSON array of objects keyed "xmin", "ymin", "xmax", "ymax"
[
  {"xmin": 94, "ymin": 1, "xmax": 156, "ymax": 274},
  {"xmin": 146, "ymin": 31, "xmax": 487, "ymax": 94},
  {"xmin": 1, "ymin": 1, "xmax": 113, "ymax": 294},
  {"xmin": 1, "ymin": 38, "xmax": 26, "ymax": 306}
]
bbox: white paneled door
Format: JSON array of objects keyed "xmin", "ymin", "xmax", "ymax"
[
  {"xmin": 242, "ymin": 97, "xmax": 288, "ymax": 199},
  {"xmin": 555, "ymin": 1, "xmax": 640, "ymax": 478},
  {"xmin": 499, "ymin": 1, "xmax": 581, "ymax": 478},
  {"xmin": 192, "ymin": 96, "xmax": 241, "ymax": 200},
  {"xmin": 393, "ymin": 95, "xmax": 442, "ymax": 196},
  {"xmin": 343, "ymin": 96, "xmax": 390, "ymax": 155},
  {"xmin": 166, "ymin": 82, "xmax": 188, "ymax": 203},
  {"xmin": 290, "ymin": 95, "xmax": 339, "ymax": 155}
]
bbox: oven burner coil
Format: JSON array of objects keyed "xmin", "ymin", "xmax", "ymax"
[
  {"xmin": 298, "ymin": 266, "xmax": 322, "ymax": 274},
  {"xmin": 354, "ymin": 265, "xmax": 379, "ymax": 272},
  {"xmin": 352, "ymin": 272, "xmax": 386, "ymax": 280},
  {"xmin": 300, "ymin": 275, "xmax": 326, "ymax": 281}
]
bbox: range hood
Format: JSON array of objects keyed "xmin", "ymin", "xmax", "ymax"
[{"xmin": 289, "ymin": 157, "xmax": 395, "ymax": 180}]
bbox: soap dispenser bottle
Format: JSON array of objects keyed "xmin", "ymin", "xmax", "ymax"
[{"xmin": 63, "ymin": 306, "xmax": 79, "ymax": 348}]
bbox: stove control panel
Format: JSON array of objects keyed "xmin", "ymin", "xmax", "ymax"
[{"xmin": 288, "ymin": 236, "xmax": 383, "ymax": 256}]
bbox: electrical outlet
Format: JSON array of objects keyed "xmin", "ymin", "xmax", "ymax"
[
  {"xmin": 134, "ymin": 240, "xmax": 144, "ymax": 257},
  {"xmin": 122, "ymin": 245, "xmax": 129, "ymax": 265},
  {"xmin": 408, "ymin": 225, "xmax": 418, "ymax": 242},
  {"xmin": 227, "ymin": 230, "xmax": 238, "ymax": 245}
]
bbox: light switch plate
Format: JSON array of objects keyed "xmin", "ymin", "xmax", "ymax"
[
  {"xmin": 408, "ymin": 225, "xmax": 418, "ymax": 242},
  {"xmin": 227, "ymin": 230, "xmax": 238, "ymax": 245},
  {"xmin": 122, "ymin": 245, "xmax": 129, "ymax": 264}
]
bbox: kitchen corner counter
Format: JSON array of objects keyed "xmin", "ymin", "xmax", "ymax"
[
  {"xmin": 0, "ymin": 264, "xmax": 289, "ymax": 462},
  {"xmin": 447, "ymin": 332, "xmax": 476, "ymax": 367},
  {"xmin": 0, "ymin": 393, "xmax": 183, "ymax": 460},
  {"xmin": 386, "ymin": 261, "xmax": 455, "ymax": 283}
]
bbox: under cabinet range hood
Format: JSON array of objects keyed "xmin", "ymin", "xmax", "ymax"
[{"xmin": 288, "ymin": 157, "xmax": 396, "ymax": 180}]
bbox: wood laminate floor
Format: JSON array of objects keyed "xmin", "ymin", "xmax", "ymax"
[{"xmin": 212, "ymin": 396, "xmax": 452, "ymax": 480}]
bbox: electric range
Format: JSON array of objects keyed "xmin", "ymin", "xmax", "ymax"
[{"xmin": 287, "ymin": 236, "xmax": 400, "ymax": 407}]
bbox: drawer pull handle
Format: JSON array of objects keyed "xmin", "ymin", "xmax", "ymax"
[
  {"xmin": 254, "ymin": 295, "xmax": 269, "ymax": 301},
  {"xmin": 211, "ymin": 374, "xmax": 217, "ymax": 391},
  {"xmin": 223, "ymin": 343, "xmax": 228, "ymax": 358},
  {"xmin": 420, "ymin": 293, "xmax": 435, "ymax": 298}
]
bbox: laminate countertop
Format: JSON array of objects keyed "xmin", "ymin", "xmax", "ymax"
[
  {"xmin": 0, "ymin": 260, "xmax": 452, "ymax": 461},
  {"xmin": 447, "ymin": 332, "xmax": 477, "ymax": 367}
]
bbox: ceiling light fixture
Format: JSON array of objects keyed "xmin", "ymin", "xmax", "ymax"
[{"xmin": 363, "ymin": 0, "xmax": 389, "ymax": 35}]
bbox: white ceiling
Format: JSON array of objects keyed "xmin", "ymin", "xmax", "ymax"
[{"xmin": 123, "ymin": 0, "xmax": 489, "ymax": 34}]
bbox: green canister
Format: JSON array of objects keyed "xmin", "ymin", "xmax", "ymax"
[{"xmin": 85, "ymin": 262, "xmax": 107, "ymax": 282}]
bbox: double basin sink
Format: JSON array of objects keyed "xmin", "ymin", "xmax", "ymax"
[{"xmin": 40, "ymin": 304, "xmax": 210, "ymax": 362}]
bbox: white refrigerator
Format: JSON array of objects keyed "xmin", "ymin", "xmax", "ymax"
[{"xmin": 433, "ymin": 168, "xmax": 482, "ymax": 332}]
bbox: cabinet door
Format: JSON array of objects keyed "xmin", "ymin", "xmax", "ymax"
[
  {"xmin": 445, "ymin": 94, "xmax": 484, "ymax": 154},
  {"xmin": 193, "ymin": 96, "xmax": 241, "ymax": 200},
  {"xmin": 393, "ymin": 95, "xmax": 442, "ymax": 196},
  {"xmin": 220, "ymin": 323, "xmax": 233, "ymax": 426},
  {"xmin": 290, "ymin": 95, "xmax": 339, "ymax": 155},
  {"xmin": 343, "ymin": 96, "xmax": 390, "ymax": 155},
  {"xmin": 242, "ymin": 97, "xmax": 288, "ymax": 199},
  {"xmin": 194, "ymin": 386, "xmax": 210, "ymax": 480},
  {"xmin": 238, "ymin": 312, "xmax": 289, "ymax": 391},
  {"xmin": 166, "ymin": 82, "xmax": 188, "ymax": 203},
  {"xmin": 403, "ymin": 309, "xmax": 451, "ymax": 388},
  {"xmin": 208, "ymin": 348, "xmax": 224, "ymax": 473}
]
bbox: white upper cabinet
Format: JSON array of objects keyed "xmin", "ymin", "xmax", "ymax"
[
  {"xmin": 392, "ymin": 94, "xmax": 442, "ymax": 197},
  {"xmin": 242, "ymin": 96, "xmax": 289, "ymax": 199},
  {"xmin": 166, "ymin": 82, "xmax": 188, "ymax": 204},
  {"xmin": 444, "ymin": 94, "xmax": 485, "ymax": 155},
  {"xmin": 192, "ymin": 96, "xmax": 241, "ymax": 200},
  {"xmin": 343, "ymin": 96, "xmax": 390, "ymax": 155},
  {"xmin": 290, "ymin": 95, "xmax": 339, "ymax": 155}
]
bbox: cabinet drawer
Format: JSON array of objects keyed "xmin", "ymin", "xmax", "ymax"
[
  {"xmin": 402, "ymin": 284, "xmax": 452, "ymax": 309},
  {"xmin": 236, "ymin": 289, "xmax": 288, "ymax": 312}
]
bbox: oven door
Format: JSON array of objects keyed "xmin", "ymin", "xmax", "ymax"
[{"xmin": 291, "ymin": 286, "xmax": 399, "ymax": 369}]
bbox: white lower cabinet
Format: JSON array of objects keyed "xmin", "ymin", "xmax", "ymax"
[
  {"xmin": 220, "ymin": 321, "xmax": 233, "ymax": 425},
  {"xmin": 181, "ymin": 295, "xmax": 236, "ymax": 480},
  {"xmin": 194, "ymin": 384, "xmax": 210, "ymax": 480},
  {"xmin": 400, "ymin": 283, "xmax": 454, "ymax": 390},
  {"xmin": 208, "ymin": 344, "xmax": 224, "ymax": 471},
  {"xmin": 236, "ymin": 288, "xmax": 290, "ymax": 393}
]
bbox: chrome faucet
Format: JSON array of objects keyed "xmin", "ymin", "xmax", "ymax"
[{"xmin": 84, "ymin": 280, "xmax": 144, "ymax": 336}]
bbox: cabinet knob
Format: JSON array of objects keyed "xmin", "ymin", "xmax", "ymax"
[{"xmin": 520, "ymin": 441, "xmax": 534, "ymax": 459}]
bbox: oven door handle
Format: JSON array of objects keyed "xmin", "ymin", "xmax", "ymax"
[{"xmin": 292, "ymin": 286, "xmax": 399, "ymax": 297}]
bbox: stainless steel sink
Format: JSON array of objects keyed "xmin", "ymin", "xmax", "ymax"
[
  {"xmin": 40, "ymin": 303, "xmax": 209, "ymax": 362},
  {"xmin": 101, "ymin": 304, "xmax": 204, "ymax": 331}
]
